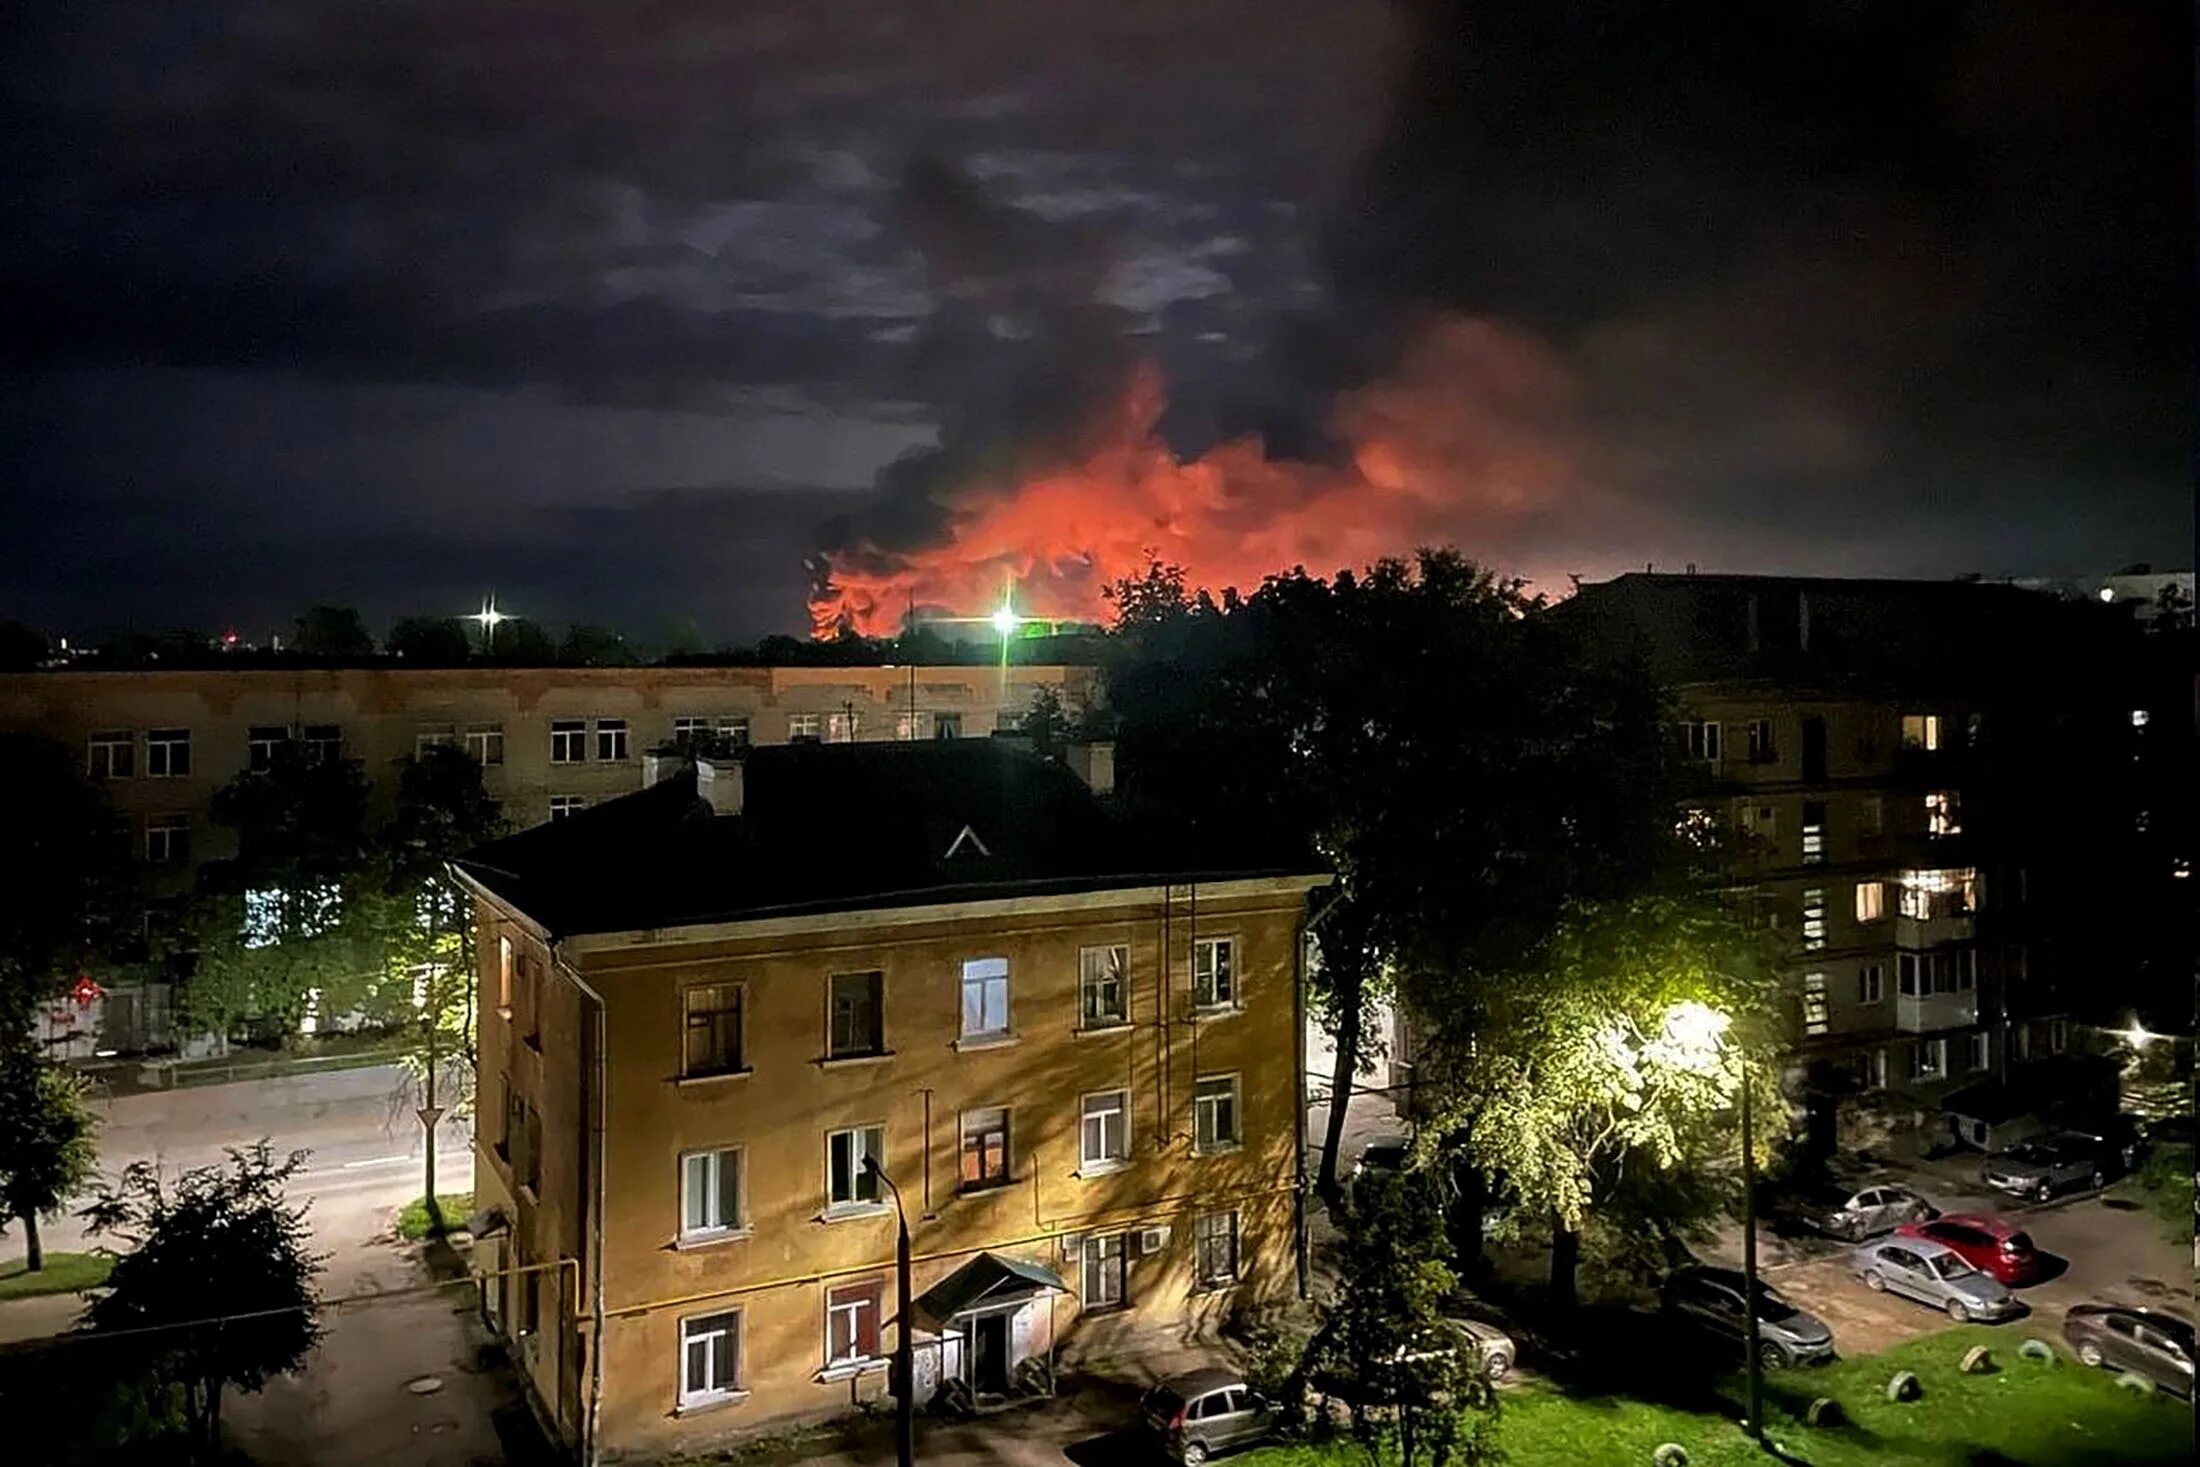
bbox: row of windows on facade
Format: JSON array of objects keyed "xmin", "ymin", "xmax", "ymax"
[
  {"xmin": 1681, "ymin": 712, "xmax": 1968, "ymax": 766},
  {"xmin": 1800, "ymin": 947, "xmax": 1981, "ymax": 1034},
  {"xmin": 1846, "ymin": 1019, "xmax": 2066, "ymax": 1091},
  {"xmin": 1762, "ymin": 868, "xmax": 1979, "ymax": 950},
  {"xmin": 496, "ymin": 938, "xmax": 1242, "ymax": 1064},
  {"xmin": 1720, "ymin": 791, "xmax": 1963, "ymax": 862},
  {"xmin": 662, "ymin": 1209, "xmax": 1242, "ymax": 1409}
]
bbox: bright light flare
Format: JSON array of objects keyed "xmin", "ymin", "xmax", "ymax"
[
  {"xmin": 1655, "ymin": 1000, "xmax": 1735, "ymax": 1077},
  {"xmin": 989, "ymin": 604, "xmax": 1021, "ymax": 638}
]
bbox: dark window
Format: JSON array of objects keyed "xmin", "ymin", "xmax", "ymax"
[
  {"xmin": 829, "ymin": 971, "xmax": 885, "ymax": 1057},
  {"xmin": 300, "ymin": 725, "xmax": 342, "ymax": 763},
  {"xmin": 683, "ymin": 984, "xmax": 744, "ymax": 1076}
]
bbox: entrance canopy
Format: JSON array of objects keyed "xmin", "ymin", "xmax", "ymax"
[{"xmin": 910, "ymin": 1252, "xmax": 1067, "ymax": 1332}]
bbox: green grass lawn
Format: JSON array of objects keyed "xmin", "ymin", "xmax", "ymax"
[
  {"xmin": 396, "ymin": 1192, "xmax": 474, "ymax": 1241},
  {"xmin": 1248, "ymin": 1326, "xmax": 2194, "ymax": 1467},
  {"xmin": 0, "ymin": 1252, "xmax": 113, "ymax": 1301}
]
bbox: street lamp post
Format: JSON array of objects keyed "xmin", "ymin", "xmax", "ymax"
[
  {"xmin": 1739, "ymin": 1060, "xmax": 1764, "ymax": 1444},
  {"xmin": 863, "ymin": 1155, "xmax": 917, "ymax": 1467}
]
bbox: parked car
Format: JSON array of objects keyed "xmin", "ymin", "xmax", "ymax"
[
  {"xmin": 1447, "ymin": 1316, "xmax": 1517, "ymax": 1382},
  {"xmin": 1661, "ymin": 1266, "xmax": 1837, "ymax": 1369},
  {"xmin": 1853, "ymin": 1237, "xmax": 2023, "ymax": 1322},
  {"xmin": 1982, "ymin": 1131, "xmax": 2121, "ymax": 1200},
  {"xmin": 1893, "ymin": 1212, "xmax": 2042, "ymax": 1285},
  {"xmin": 2063, "ymin": 1305, "xmax": 2195, "ymax": 1398},
  {"xmin": 1143, "ymin": 1368, "xmax": 1275, "ymax": 1464},
  {"xmin": 1801, "ymin": 1182, "xmax": 1938, "ymax": 1240}
]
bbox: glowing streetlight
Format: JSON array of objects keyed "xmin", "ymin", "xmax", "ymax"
[
  {"xmin": 466, "ymin": 594, "xmax": 510, "ymax": 651},
  {"xmin": 989, "ymin": 603, "xmax": 1021, "ymax": 639},
  {"xmin": 2122, "ymin": 1014, "xmax": 2157, "ymax": 1051}
]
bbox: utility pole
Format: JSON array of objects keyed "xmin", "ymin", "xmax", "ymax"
[
  {"xmin": 1740, "ymin": 1061, "xmax": 1763, "ymax": 1444},
  {"xmin": 419, "ymin": 902, "xmax": 446, "ymax": 1234},
  {"xmin": 865, "ymin": 1156, "xmax": 917, "ymax": 1467}
]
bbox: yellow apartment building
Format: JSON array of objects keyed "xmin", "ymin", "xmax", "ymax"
[{"xmin": 453, "ymin": 737, "xmax": 1327, "ymax": 1459}]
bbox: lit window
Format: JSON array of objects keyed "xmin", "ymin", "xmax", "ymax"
[
  {"xmin": 1900, "ymin": 714, "xmax": 1941, "ymax": 752},
  {"xmin": 1801, "ymin": 801, "xmax": 1827, "ymax": 864},
  {"xmin": 299, "ymin": 725, "xmax": 341, "ymax": 764},
  {"xmin": 1859, "ymin": 795, "xmax": 1885, "ymax": 838},
  {"xmin": 1925, "ymin": 791, "xmax": 1960, "ymax": 837},
  {"xmin": 1801, "ymin": 888, "xmax": 1827, "ymax": 951},
  {"xmin": 959, "ymin": 957, "xmax": 1010, "ymax": 1040},
  {"xmin": 2131, "ymin": 708, "xmax": 2150, "ymax": 729},
  {"xmin": 1909, "ymin": 1038, "xmax": 1947, "ymax": 1080},
  {"xmin": 1081, "ymin": 1090, "xmax": 1130, "ymax": 1170},
  {"xmin": 1854, "ymin": 880, "xmax": 1885, "ymax": 923},
  {"xmin": 1745, "ymin": 718, "xmax": 1776, "ymax": 763},
  {"xmin": 894, "ymin": 711, "xmax": 931, "ymax": 741},
  {"xmin": 1080, "ymin": 946, "xmax": 1129, "ymax": 1028},
  {"xmin": 829, "ymin": 971, "xmax": 885, "ymax": 1058},
  {"xmin": 145, "ymin": 728, "xmax": 191, "ymax": 777},
  {"xmin": 1683, "ymin": 720, "xmax": 1722, "ymax": 764},
  {"xmin": 1739, "ymin": 802, "xmax": 1777, "ymax": 849},
  {"xmin": 1857, "ymin": 963, "xmax": 1884, "ymax": 1004},
  {"xmin": 826, "ymin": 1126, "xmax": 885, "ymax": 1211},
  {"xmin": 683, "ymin": 985, "xmax": 744, "ymax": 1076},
  {"xmin": 680, "ymin": 1310, "xmax": 743, "ymax": 1407},
  {"xmin": 466, "ymin": 724, "xmax": 505, "ymax": 765},
  {"xmin": 959, "ymin": 1106, "xmax": 1011, "ymax": 1190},
  {"xmin": 1193, "ymin": 1076, "xmax": 1240, "ymax": 1153},
  {"xmin": 1801, "ymin": 972, "xmax": 1829, "ymax": 1036},
  {"xmin": 826, "ymin": 710, "xmax": 859, "ymax": 743},
  {"xmin": 1195, "ymin": 1211, "xmax": 1240, "ymax": 1287},
  {"xmin": 1967, "ymin": 1032, "xmax": 1990, "ymax": 1072},
  {"xmin": 787, "ymin": 713, "xmax": 822, "ymax": 741},
  {"xmin": 1082, "ymin": 1234, "xmax": 1126, "ymax": 1308},
  {"xmin": 825, "ymin": 1280, "xmax": 884, "ymax": 1368},
  {"xmin": 1193, "ymin": 937, "xmax": 1238, "ymax": 1009},
  {"xmin": 497, "ymin": 935, "xmax": 513, "ymax": 1010},
  {"xmin": 1897, "ymin": 868, "xmax": 1977, "ymax": 920},
  {"xmin": 595, "ymin": 718, "xmax": 629, "ymax": 761},
  {"xmin": 87, "ymin": 731, "xmax": 135, "ymax": 780},
  {"xmin": 548, "ymin": 795, "xmax": 586, "ymax": 821},
  {"xmin": 144, "ymin": 813, "xmax": 190, "ymax": 866},
  {"xmin": 680, "ymin": 1148, "xmax": 744, "ymax": 1240},
  {"xmin": 549, "ymin": 720, "xmax": 587, "ymax": 763}
]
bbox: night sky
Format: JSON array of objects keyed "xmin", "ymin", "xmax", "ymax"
[{"xmin": 4, "ymin": 2, "xmax": 2190, "ymax": 643}]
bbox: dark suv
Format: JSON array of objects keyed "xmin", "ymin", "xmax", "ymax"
[{"xmin": 1982, "ymin": 1131, "xmax": 2124, "ymax": 1201}]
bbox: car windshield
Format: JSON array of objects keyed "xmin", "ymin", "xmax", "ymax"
[
  {"xmin": 1145, "ymin": 1388, "xmax": 1186, "ymax": 1417},
  {"xmin": 1930, "ymin": 1254, "xmax": 1977, "ymax": 1281},
  {"xmin": 1753, "ymin": 1288, "xmax": 1800, "ymax": 1323},
  {"xmin": 2006, "ymin": 1142, "xmax": 2059, "ymax": 1162}
]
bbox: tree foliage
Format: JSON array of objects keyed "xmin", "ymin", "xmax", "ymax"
[
  {"xmin": 0, "ymin": 733, "xmax": 134, "ymax": 1032},
  {"xmin": 385, "ymin": 616, "xmax": 473, "ymax": 664},
  {"xmin": 81, "ymin": 1143, "xmax": 324, "ymax": 1456},
  {"xmin": 559, "ymin": 623, "xmax": 637, "ymax": 665},
  {"xmin": 289, "ymin": 606, "xmax": 374, "ymax": 657},
  {"xmin": 0, "ymin": 1047, "xmax": 102, "ymax": 1271}
]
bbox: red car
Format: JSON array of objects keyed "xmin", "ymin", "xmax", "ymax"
[{"xmin": 1895, "ymin": 1212, "xmax": 2042, "ymax": 1285}]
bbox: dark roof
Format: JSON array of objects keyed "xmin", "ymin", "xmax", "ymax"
[
  {"xmin": 909, "ymin": 1252, "xmax": 1068, "ymax": 1331},
  {"xmin": 457, "ymin": 738, "xmax": 1323, "ymax": 937}
]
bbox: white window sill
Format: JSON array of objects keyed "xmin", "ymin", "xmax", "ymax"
[
  {"xmin": 1194, "ymin": 1142, "xmax": 1243, "ymax": 1158},
  {"xmin": 815, "ymin": 1359, "xmax": 889, "ymax": 1384},
  {"xmin": 1074, "ymin": 1158, "xmax": 1131, "ymax": 1179},
  {"xmin": 676, "ymin": 1067, "xmax": 753, "ymax": 1088},
  {"xmin": 675, "ymin": 1389, "xmax": 750, "ymax": 1417},
  {"xmin": 673, "ymin": 1228, "xmax": 753, "ymax": 1252},
  {"xmin": 952, "ymin": 1031, "xmax": 1019, "ymax": 1053},
  {"xmin": 817, "ymin": 1051, "xmax": 894, "ymax": 1070},
  {"xmin": 817, "ymin": 1203, "xmax": 892, "ymax": 1224},
  {"xmin": 1193, "ymin": 1005, "xmax": 1243, "ymax": 1023},
  {"xmin": 1074, "ymin": 1021, "xmax": 1132, "ymax": 1039},
  {"xmin": 1192, "ymin": 1277, "xmax": 1240, "ymax": 1295}
]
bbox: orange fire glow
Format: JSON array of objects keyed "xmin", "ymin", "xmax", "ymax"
[{"xmin": 809, "ymin": 317, "xmax": 1579, "ymax": 637}]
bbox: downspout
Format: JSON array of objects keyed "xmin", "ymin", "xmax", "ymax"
[
  {"xmin": 549, "ymin": 941, "xmax": 608, "ymax": 1467},
  {"xmin": 1292, "ymin": 909, "xmax": 1311, "ymax": 1301}
]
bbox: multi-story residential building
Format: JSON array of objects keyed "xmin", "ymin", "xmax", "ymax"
[
  {"xmin": 451, "ymin": 737, "xmax": 1326, "ymax": 1457},
  {"xmin": 1568, "ymin": 572, "xmax": 2188, "ymax": 1149}
]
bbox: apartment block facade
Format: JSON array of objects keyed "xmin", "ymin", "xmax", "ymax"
[{"xmin": 454, "ymin": 739, "xmax": 1325, "ymax": 1457}]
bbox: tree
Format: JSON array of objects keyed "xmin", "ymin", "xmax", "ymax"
[
  {"xmin": 0, "ymin": 733, "xmax": 133, "ymax": 1033},
  {"xmin": 1310, "ymin": 1167, "xmax": 1498, "ymax": 1467},
  {"xmin": 289, "ymin": 606, "xmax": 374, "ymax": 658},
  {"xmin": 559, "ymin": 623, "xmax": 637, "ymax": 666},
  {"xmin": 0, "ymin": 619, "xmax": 48, "ymax": 670},
  {"xmin": 1411, "ymin": 893, "xmax": 1785, "ymax": 1305},
  {"xmin": 479, "ymin": 616, "xmax": 555, "ymax": 663},
  {"xmin": 1019, "ymin": 684, "xmax": 1067, "ymax": 750},
  {"xmin": 385, "ymin": 616, "xmax": 473, "ymax": 664},
  {"xmin": 81, "ymin": 1143, "xmax": 324, "ymax": 1456},
  {"xmin": 0, "ymin": 1046, "xmax": 101, "ymax": 1271}
]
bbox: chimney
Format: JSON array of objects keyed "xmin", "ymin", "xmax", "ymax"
[
  {"xmin": 1064, "ymin": 739, "xmax": 1115, "ymax": 796},
  {"xmin": 695, "ymin": 755, "xmax": 745, "ymax": 816}
]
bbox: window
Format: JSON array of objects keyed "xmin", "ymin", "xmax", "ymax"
[
  {"xmin": 1857, "ymin": 963, "xmax": 1884, "ymax": 1005},
  {"xmin": 1738, "ymin": 802, "xmax": 1776, "ymax": 849},
  {"xmin": 1966, "ymin": 1031, "xmax": 1991, "ymax": 1072},
  {"xmin": 1909, "ymin": 1037, "xmax": 1947, "ymax": 1080},
  {"xmin": 1926, "ymin": 790, "xmax": 1961, "ymax": 837},
  {"xmin": 2048, "ymin": 1019, "xmax": 2067, "ymax": 1053},
  {"xmin": 894, "ymin": 711, "xmax": 930, "ymax": 741},
  {"xmin": 717, "ymin": 716, "xmax": 751, "ymax": 748},
  {"xmin": 1194, "ymin": 1076, "xmax": 1240, "ymax": 1153},
  {"xmin": 959, "ymin": 957, "xmax": 1011, "ymax": 1040},
  {"xmin": 300, "ymin": 725, "xmax": 341, "ymax": 763},
  {"xmin": 497, "ymin": 935, "xmax": 514, "ymax": 1011},
  {"xmin": 826, "ymin": 710, "xmax": 859, "ymax": 743},
  {"xmin": 1082, "ymin": 1234, "xmax": 1126, "ymax": 1309},
  {"xmin": 541, "ymin": 719, "xmax": 587, "ymax": 764},
  {"xmin": 145, "ymin": 728, "xmax": 191, "ymax": 777},
  {"xmin": 683, "ymin": 984, "xmax": 745, "ymax": 1076},
  {"xmin": 681, "ymin": 1148, "xmax": 745, "ymax": 1240},
  {"xmin": 499, "ymin": 1076, "xmax": 520, "ymax": 1160},
  {"xmin": 1854, "ymin": 880, "xmax": 1885, "ymax": 923},
  {"xmin": 87, "ymin": 731, "xmax": 134, "ymax": 780},
  {"xmin": 1081, "ymin": 1090, "xmax": 1129, "ymax": 1170},
  {"xmin": 595, "ymin": 718, "xmax": 629, "ymax": 761},
  {"xmin": 1193, "ymin": 937, "xmax": 1237, "ymax": 1009},
  {"xmin": 1801, "ymin": 801, "xmax": 1827, "ymax": 864},
  {"xmin": 827, "ymin": 1126, "xmax": 885, "ymax": 1210},
  {"xmin": 829, "ymin": 971, "xmax": 885, "ymax": 1058},
  {"xmin": 1897, "ymin": 868, "xmax": 1977, "ymax": 921},
  {"xmin": 519, "ymin": 1247, "xmax": 540, "ymax": 1336},
  {"xmin": 1898, "ymin": 951, "xmax": 1919, "ymax": 996},
  {"xmin": 1801, "ymin": 888, "xmax": 1826, "ymax": 951},
  {"xmin": 415, "ymin": 726, "xmax": 455, "ymax": 757},
  {"xmin": 1900, "ymin": 714, "xmax": 1941, "ymax": 751},
  {"xmin": 1080, "ymin": 945, "xmax": 1129, "ymax": 1028},
  {"xmin": 1683, "ymin": 720, "xmax": 1721, "ymax": 763},
  {"xmin": 466, "ymin": 724, "xmax": 505, "ymax": 765},
  {"xmin": 680, "ymin": 1311, "xmax": 743, "ymax": 1407},
  {"xmin": 934, "ymin": 712, "xmax": 962, "ymax": 739},
  {"xmin": 672, "ymin": 716, "xmax": 711, "ymax": 748},
  {"xmin": 1859, "ymin": 1048, "xmax": 1888, "ymax": 1091},
  {"xmin": 2129, "ymin": 707, "xmax": 2151, "ymax": 730},
  {"xmin": 548, "ymin": 795, "xmax": 586, "ymax": 821},
  {"xmin": 1859, "ymin": 795, "xmax": 1885, "ymax": 838},
  {"xmin": 960, "ymin": 1106, "xmax": 1010, "ymax": 1189},
  {"xmin": 246, "ymin": 725, "xmax": 286, "ymax": 771},
  {"xmin": 825, "ymin": 1280, "xmax": 884, "ymax": 1367},
  {"xmin": 788, "ymin": 713, "xmax": 822, "ymax": 741},
  {"xmin": 1195, "ymin": 1211, "xmax": 1240, "ymax": 1287},
  {"xmin": 1801, "ymin": 972, "xmax": 1828, "ymax": 1036},
  {"xmin": 518, "ymin": 952, "xmax": 542, "ymax": 1047},
  {"xmin": 144, "ymin": 813, "xmax": 190, "ymax": 865},
  {"xmin": 1745, "ymin": 718, "xmax": 1776, "ymax": 763}
]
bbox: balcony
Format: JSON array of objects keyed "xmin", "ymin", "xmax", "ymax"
[
  {"xmin": 1896, "ymin": 912, "xmax": 1975, "ymax": 947},
  {"xmin": 1897, "ymin": 988, "xmax": 1978, "ymax": 1033}
]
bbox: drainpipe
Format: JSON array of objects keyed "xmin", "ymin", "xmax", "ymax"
[
  {"xmin": 549, "ymin": 942, "xmax": 608, "ymax": 1467},
  {"xmin": 1292, "ymin": 910, "xmax": 1311, "ymax": 1301}
]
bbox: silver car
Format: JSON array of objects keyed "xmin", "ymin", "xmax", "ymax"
[
  {"xmin": 1812, "ymin": 1183, "xmax": 1937, "ymax": 1240},
  {"xmin": 1982, "ymin": 1132, "xmax": 2117, "ymax": 1200},
  {"xmin": 1143, "ymin": 1368, "xmax": 1274, "ymax": 1465},
  {"xmin": 1662, "ymin": 1266, "xmax": 1837, "ymax": 1369},
  {"xmin": 1854, "ymin": 1237, "xmax": 2021, "ymax": 1322}
]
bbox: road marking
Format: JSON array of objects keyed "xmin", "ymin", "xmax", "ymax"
[{"xmin": 340, "ymin": 1155, "xmax": 412, "ymax": 1170}]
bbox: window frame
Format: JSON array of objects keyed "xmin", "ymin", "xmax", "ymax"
[
  {"xmin": 679, "ymin": 1146, "xmax": 747, "ymax": 1243},
  {"xmin": 958, "ymin": 1105, "xmax": 1012, "ymax": 1192},
  {"xmin": 549, "ymin": 719, "xmax": 588, "ymax": 764},
  {"xmin": 1800, "ymin": 801, "xmax": 1827, "ymax": 865},
  {"xmin": 1082, "ymin": 1233, "xmax": 1127, "ymax": 1310},
  {"xmin": 824, "ymin": 1279, "xmax": 886, "ymax": 1369},
  {"xmin": 958, "ymin": 956, "xmax": 1012, "ymax": 1041},
  {"xmin": 1801, "ymin": 971, "xmax": 1829, "ymax": 1037},
  {"xmin": 1079, "ymin": 945, "xmax": 1130, "ymax": 1029},
  {"xmin": 1854, "ymin": 880, "xmax": 1885, "ymax": 923},
  {"xmin": 1966, "ymin": 1031, "xmax": 1990, "ymax": 1072},
  {"xmin": 1080, "ymin": 1089, "xmax": 1131, "ymax": 1172},
  {"xmin": 1858, "ymin": 963, "xmax": 1884, "ymax": 1005},
  {"xmin": 787, "ymin": 712, "xmax": 822, "ymax": 741},
  {"xmin": 682, "ymin": 983, "xmax": 746, "ymax": 1078},
  {"xmin": 547, "ymin": 794, "xmax": 585, "ymax": 822},
  {"xmin": 465, "ymin": 723, "xmax": 506, "ymax": 765},
  {"xmin": 299, "ymin": 724, "xmax": 342, "ymax": 764},
  {"xmin": 1192, "ymin": 936, "xmax": 1239, "ymax": 1010},
  {"xmin": 1684, "ymin": 720, "xmax": 1722, "ymax": 763},
  {"xmin": 145, "ymin": 727, "xmax": 192, "ymax": 778},
  {"xmin": 1193, "ymin": 1074, "xmax": 1242, "ymax": 1154},
  {"xmin": 1800, "ymin": 888, "xmax": 1827, "ymax": 951},
  {"xmin": 1195, "ymin": 1210, "xmax": 1241, "ymax": 1288},
  {"xmin": 143, "ymin": 813, "xmax": 190, "ymax": 866},
  {"xmin": 827, "ymin": 970, "xmax": 886, "ymax": 1060},
  {"xmin": 826, "ymin": 1124, "xmax": 887, "ymax": 1214},
  {"xmin": 679, "ymin": 1309, "xmax": 744, "ymax": 1409},
  {"xmin": 595, "ymin": 718, "xmax": 630, "ymax": 762},
  {"xmin": 825, "ymin": 710, "xmax": 859, "ymax": 743},
  {"xmin": 87, "ymin": 731, "xmax": 135, "ymax": 780}
]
